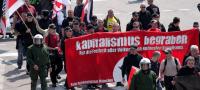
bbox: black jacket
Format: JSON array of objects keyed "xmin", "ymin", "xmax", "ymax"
[
  {"xmin": 177, "ymin": 66, "xmax": 200, "ymax": 76},
  {"xmin": 26, "ymin": 21, "xmax": 40, "ymax": 36},
  {"xmin": 62, "ymin": 17, "xmax": 74, "ymax": 28},
  {"xmin": 183, "ymin": 53, "xmax": 200, "ymax": 67},
  {"xmin": 121, "ymin": 53, "xmax": 143, "ymax": 78},
  {"xmin": 150, "ymin": 60, "xmax": 160, "ymax": 76},
  {"xmin": 74, "ymin": 4, "xmax": 84, "ymax": 18},
  {"xmin": 60, "ymin": 36, "xmax": 70, "ymax": 58},
  {"xmin": 139, "ymin": 11, "xmax": 152, "ymax": 30},
  {"xmin": 159, "ymin": 22, "xmax": 166, "ymax": 32},
  {"xmin": 38, "ymin": 18, "xmax": 52, "ymax": 29},
  {"xmin": 15, "ymin": 21, "xmax": 33, "ymax": 49},
  {"xmin": 126, "ymin": 19, "xmax": 142, "ymax": 31},
  {"xmin": 146, "ymin": 4, "xmax": 160, "ymax": 15},
  {"xmin": 168, "ymin": 23, "xmax": 180, "ymax": 32}
]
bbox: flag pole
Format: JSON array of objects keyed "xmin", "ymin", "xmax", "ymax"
[{"xmin": 16, "ymin": 11, "xmax": 33, "ymax": 37}]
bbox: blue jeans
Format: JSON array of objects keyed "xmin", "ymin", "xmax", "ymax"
[
  {"xmin": 17, "ymin": 39, "xmax": 27, "ymax": 68},
  {"xmin": 157, "ymin": 80, "xmax": 163, "ymax": 90}
]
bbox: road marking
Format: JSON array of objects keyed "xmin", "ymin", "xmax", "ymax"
[
  {"xmin": 162, "ymin": 9, "xmax": 174, "ymax": 12},
  {"xmin": 0, "ymin": 58, "xmax": 5, "ymax": 90},
  {"xmin": 178, "ymin": 9, "xmax": 191, "ymax": 11},
  {"xmin": 162, "ymin": 9, "xmax": 191, "ymax": 12},
  {"xmin": 0, "ymin": 52, "xmax": 17, "ymax": 57}
]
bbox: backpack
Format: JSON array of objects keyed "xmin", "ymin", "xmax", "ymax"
[{"xmin": 162, "ymin": 58, "xmax": 179, "ymax": 73}]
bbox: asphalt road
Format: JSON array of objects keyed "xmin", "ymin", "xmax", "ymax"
[{"xmin": 0, "ymin": 0, "xmax": 199, "ymax": 90}]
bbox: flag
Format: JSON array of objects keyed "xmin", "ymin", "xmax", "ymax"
[
  {"xmin": 0, "ymin": 0, "xmax": 25, "ymax": 37},
  {"xmin": 81, "ymin": 0, "xmax": 93, "ymax": 23},
  {"xmin": 127, "ymin": 66, "xmax": 139, "ymax": 90},
  {"xmin": 52, "ymin": 0, "xmax": 71, "ymax": 18},
  {"xmin": 6, "ymin": 0, "xmax": 25, "ymax": 17},
  {"xmin": 0, "ymin": 17, "xmax": 6, "ymax": 35},
  {"xmin": 1, "ymin": 0, "xmax": 7, "ymax": 36}
]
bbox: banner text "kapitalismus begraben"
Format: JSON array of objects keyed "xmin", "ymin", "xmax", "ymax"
[{"xmin": 76, "ymin": 35, "xmax": 187, "ymax": 50}]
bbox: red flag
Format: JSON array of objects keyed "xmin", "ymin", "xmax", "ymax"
[
  {"xmin": 0, "ymin": 0, "xmax": 25, "ymax": 36},
  {"xmin": 127, "ymin": 66, "xmax": 139, "ymax": 90},
  {"xmin": 6, "ymin": 0, "xmax": 25, "ymax": 17},
  {"xmin": 52, "ymin": 0, "xmax": 71, "ymax": 18},
  {"xmin": 0, "ymin": 17, "xmax": 6, "ymax": 36}
]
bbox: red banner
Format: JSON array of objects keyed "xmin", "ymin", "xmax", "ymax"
[{"xmin": 65, "ymin": 30, "xmax": 199, "ymax": 87}]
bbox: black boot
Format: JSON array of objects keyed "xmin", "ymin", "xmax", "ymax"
[{"xmin": 116, "ymin": 82, "xmax": 124, "ymax": 87}]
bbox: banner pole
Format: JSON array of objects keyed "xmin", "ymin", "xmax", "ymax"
[{"xmin": 16, "ymin": 11, "xmax": 33, "ymax": 37}]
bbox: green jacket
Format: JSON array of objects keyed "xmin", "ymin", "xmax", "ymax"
[
  {"xmin": 27, "ymin": 45, "xmax": 50, "ymax": 67},
  {"xmin": 129, "ymin": 70, "xmax": 156, "ymax": 90}
]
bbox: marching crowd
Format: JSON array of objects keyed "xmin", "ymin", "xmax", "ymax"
[
  {"xmin": 3, "ymin": 0, "xmax": 200, "ymax": 90},
  {"xmin": 122, "ymin": 45, "xmax": 200, "ymax": 90}
]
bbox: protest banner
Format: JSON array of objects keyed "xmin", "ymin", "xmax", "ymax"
[{"xmin": 65, "ymin": 30, "xmax": 199, "ymax": 87}]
